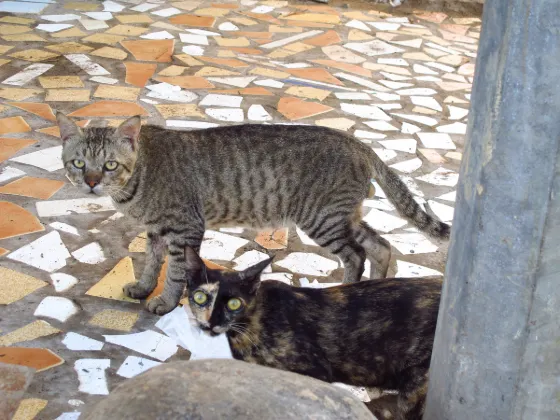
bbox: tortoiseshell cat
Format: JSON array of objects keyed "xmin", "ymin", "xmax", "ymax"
[
  {"xmin": 183, "ymin": 247, "xmax": 441, "ymax": 420},
  {"xmin": 57, "ymin": 113, "xmax": 449, "ymax": 315}
]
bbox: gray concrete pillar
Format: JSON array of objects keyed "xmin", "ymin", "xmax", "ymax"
[{"xmin": 424, "ymin": 0, "xmax": 560, "ymax": 419}]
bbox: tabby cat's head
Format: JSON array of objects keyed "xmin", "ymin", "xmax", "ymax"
[
  {"xmin": 184, "ymin": 247, "xmax": 272, "ymax": 337},
  {"xmin": 56, "ymin": 113, "xmax": 142, "ymax": 196}
]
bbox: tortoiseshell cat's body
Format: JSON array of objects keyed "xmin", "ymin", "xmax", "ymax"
[
  {"xmin": 57, "ymin": 113, "xmax": 449, "ymax": 315},
  {"xmin": 183, "ymin": 248, "xmax": 441, "ymax": 420}
]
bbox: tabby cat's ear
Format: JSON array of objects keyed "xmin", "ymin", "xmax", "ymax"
[
  {"xmin": 115, "ymin": 115, "xmax": 142, "ymax": 150},
  {"xmin": 239, "ymin": 256, "xmax": 274, "ymax": 294},
  {"xmin": 56, "ymin": 112, "xmax": 82, "ymax": 143},
  {"xmin": 184, "ymin": 246, "xmax": 204, "ymax": 272}
]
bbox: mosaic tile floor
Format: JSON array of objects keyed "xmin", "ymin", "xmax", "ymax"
[{"xmin": 0, "ymin": 0, "xmax": 479, "ymax": 418}]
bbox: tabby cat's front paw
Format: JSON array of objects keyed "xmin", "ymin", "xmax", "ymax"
[
  {"xmin": 146, "ymin": 296, "xmax": 177, "ymax": 315},
  {"xmin": 123, "ymin": 282, "xmax": 153, "ymax": 300}
]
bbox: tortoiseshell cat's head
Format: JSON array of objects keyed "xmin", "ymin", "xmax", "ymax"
[
  {"xmin": 56, "ymin": 113, "xmax": 142, "ymax": 196},
  {"xmin": 184, "ymin": 247, "xmax": 272, "ymax": 336}
]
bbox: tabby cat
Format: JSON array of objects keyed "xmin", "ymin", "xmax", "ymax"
[
  {"xmin": 57, "ymin": 113, "xmax": 449, "ymax": 315},
  {"xmin": 183, "ymin": 246, "xmax": 441, "ymax": 420}
]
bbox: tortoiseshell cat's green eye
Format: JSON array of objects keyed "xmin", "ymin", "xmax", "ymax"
[
  {"xmin": 104, "ymin": 161, "xmax": 118, "ymax": 171},
  {"xmin": 73, "ymin": 159, "xmax": 85, "ymax": 169},
  {"xmin": 227, "ymin": 298, "xmax": 242, "ymax": 311},
  {"xmin": 193, "ymin": 291, "xmax": 208, "ymax": 305}
]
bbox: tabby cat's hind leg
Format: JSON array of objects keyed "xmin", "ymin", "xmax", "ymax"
[
  {"xmin": 353, "ymin": 221, "xmax": 391, "ymax": 279},
  {"xmin": 123, "ymin": 232, "xmax": 165, "ymax": 299}
]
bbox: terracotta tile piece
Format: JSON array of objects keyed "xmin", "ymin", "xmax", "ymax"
[
  {"xmin": 51, "ymin": 27, "xmax": 87, "ymax": 38},
  {"xmin": 68, "ymin": 101, "xmax": 148, "ymax": 117},
  {"xmin": 285, "ymin": 85, "xmax": 331, "ymax": 101},
  {"xmin": 0, "ymin": 117, "xmax": 31, "ymax": 135},
  {"xmin": 36, "ymin": 120, "xmax": 89, "ymax": 138},
  {"xmin": 121, "ymin": 39, "xmax": 174, "ymax": 62},
  {"xmin": 0, "ymin": 177, "xmax": 64, "ymax": 200},
  {"xmin": 12, "ymin": 398, "xmax": 48, "ymax": 420},
  {"xmin": 310, "ymin": 59, "xmax": 372, "ymax": 78},
  {"xmin": 82, "ymin": 33, "xmax": 126, "ymax": 45},
  {"xmin": 198, "ymin": 56, "xmax": 248, "ymax": 68},
  {"xmin": 9, "ymin": 49, "xmax": 59, "ymax": 62},
  {"xmin": 38, "ymin": 76, "xmax": 84, "ymax": 89},
  {"xmin": 155, "ymin": 104, "xmax": 204, "ymax": 119},
  {"xmin": 46, "ymin": 42, "xmax": 93, "ymax": 54},
  {"xmin": 303, "ymin": 30, "xmax": 341, "ymax": 46},
  {"xmin": 160, "ymin": 65, "xmax": 189, "ymax": 76},
  {"xmin": 0, "ymin": 321, "xmax": 60, "ymax": 346},
  {"xmin": 249, "ymin": 67, "xmax": 290, "ymax": 79},
  {"xmin": 89, "ymin": 309, "xmax": 139, "ymax": 332},
  {"xmin": 194, "ymin": 66, "xmax": 239, "ymax": 77},
  {"xmin": 91, "ymin": 46, "xmax": 128, "ymax": 60},
  {"xmin": 0, "ymin": 348, "xmax": 64, "ymax": 372},
  {"xmin": 229, "ymin": 17, "xmax": 258, "ymax": 26},
  {"xmin": 283, "ymin": 20, "xmax": 334, "ymax": 28},
  {"xmin": 45, "ymin": 89, "xmax": 91, "ymax": 102},
  {"xmin": 215, "ymin": 36, "xmax": 251, "ymax": 47},
  {"xmin": 235, "ymin": 31, "xmax": 273, "ymax": 39},
  {"xmin": 106, "ymin": 24, "xmax": 149, "ymax": 36},
  {"xmin": 174, "ymin": 54, "xmax": 204, "ymax": 66},
  {"xmin": 0, "ymin": 138, "xmax": 36, "ymax": 162},
  {"xmin": 240, "ymin": 12, "xmax": 280, "ymax": 24},
  {"xmin": 0, "ymin": 89, "xmax": 42, "ymax": 101},
  {"xmin": 124, "ymin": 62, "xmax": 157, "ymax": 87},
  {"xmin": 8, "ymin": 103, "xmax": 56, "ymax": 122},
  {"xmin": 116, "ymin": 14, "xmax": 154, "ymax": 24},
  {"xmin": 156, "ymin": 76, "xmax": 214, "ymax": 89},
  {"xmin": 287, "ymin": 67, "xmax": 343, "ymax": 85},
  {"xmin": 277, "ymin": 97, "xmax": 333, "ymax": 121},
  {"xmin": 0, "ymin": 248, "xmax": 9, "ymax": 257},
  {"xmin": 169, "ymin": 14, "xmax": 216, "ymax": 27},
  {"xmin": 229, "ymin": 47, "xmax": 263, "ymax": 55},
  {"xmin": 86, "ymin": 257, "xmax": 140, "ymax": 303},
  {"xmin": 0, "ymin": 267, "xmax": 47, "ymax": 305},
  {"xmin": 194, "ymin": 7, "xmax": 230, "ymax": 17},
  {"xmin": 255, "ymin": 229, "xmax": 288, "ymax": 250},
  {"xmin": 269, "ymin": 25, "xmax": 303, "ymax": 33},
  {"xmin": 211, "ymin": 3, "xmax": 238, "ymax": 8},
  {"xmin": 213, "ymin": 87, "xmax": 273, "ymax": 96},
  {"xmin": 94, "ymin": 85, "xmax": 140, "ymax": 102}
]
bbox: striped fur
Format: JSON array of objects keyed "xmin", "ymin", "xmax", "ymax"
[{"xmin": 57, "ymin": 114, "xmax": 450, "ymax": 315}]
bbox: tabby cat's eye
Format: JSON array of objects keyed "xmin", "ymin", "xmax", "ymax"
[
  {"xmin": 73, "ymin": 159, "xmax": 85, "ymax": 169},
  {"xmin": 104, "ymin": 161, "xmax": 118, "ymax": 171},
  {"xmin": 227, "ymin": 298, "xmax": 242, "ymax": 311},
  {"xmin": 193, "ymin": 291, "xmax": 208, "ymax": 305}
]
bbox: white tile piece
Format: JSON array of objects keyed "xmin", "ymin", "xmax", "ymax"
[
  {"xmin": 392, "ymin": 38, "xmax": 422, "ymax": 48},
  {"xmin": 392, "ymin": 113, "xmax": 438, "ymax": 127},
  {"xmin": 425, "ymin": 62, "xmax": 455, "ymax": 72},
  {"xmin": 207, "ymin": 76, "xmax": 257, "ymax": 88},
  {"xmin": 36, "ymin": 196, "xmax": 115, "ymax": 217},
  {"xmin": 0, "ymin": 166, "xmax": 26, "ymax": 183},
  {"xmin": 199, "ymin": 94, "xmax": 242, "ymax": 108},
  {"xmin": 200, "ymin": 230, "xmax": 249, "ymax": 261},
  {"xmin": 296, "ymin": 227, "xmax": 318, "ymax": 246},
  {"xmin": 182, "ymin": 45, "xmax": 204, "ymax": 56},
  {"xmin": 413, "ymin": 64, "xmax": 439, "ymax": 75},
  {"xmin": 90, "ymin": 76, "xmax": 118, "ymax": 84},
  {"xmin": 84, "ymin": 12, "xmax": 113, "ymax": 20},
  {"xmin": 299, "ymin": 278, "xmax": 340, "ymax": 288},
  {"xmin": 66, "ymin": 54, "xmax": 110, "ymax": 76},
  {"xmin": 261, "ymin": 30, "xmax": 323, "ymax": 49},
  {"xmin": 80, "ymin": 18, "xmax": 108, "ymax": 30},
  {"xmin": 390, "ymin": 157, "xmax": 423, "ymax": 173},
  {"xmin": 9, "ymin": 145, "xmax": 63, "ymax": 172},
  {"xmin": 254, "ymin": 79, "xmax": 284, "ymax": 88},
  {"xmin": 156, "ymin": 306, "xmax": 233, "ymax": 360},
  {"xmin": 34, "ymin": 296, "xmax": 78, "ymax": 322},
  {"xmin": 2, "ymin": 63, "xmax": 53, "ymax": 86},
  {"xmin": 378, "ymin": 58, "xmax": 409, "ymax": 66},
  {"xmin": 363, "ymin": 121, "xmax": 398, "ymax": 131},
  {"xmin": 417, "ymin": 132, "xmax": 456, "ymax": 150},
  {"xmin": 437, "ymin": 122, "xmax": 467, "ymax": 134},
  {"xmin": 447, "ymin": 105, "xmax": 469, "ymax": 120},
  {"xmin": 49, "ymin": 222, "xmax": 79, "ymax": 236},
  {"xmin": 378, "ymin": 139, "xmax": 417, "ymax": 154},
  {"xmin": 219, "ymin": 22, "xmax": 239, "ymax": 31},
  {"xmin": 340, "ymin": 103, "xmax": 391, "ymax": 120},
  {"xmin": 344, "ymin": 40, "xmax": 404, "ymax": 57},
  {"xmin": 103, "ymin": 0, "xmax": 125, "ymax": 12},
  {"xmin": 367, "ymin": 22, "xmax": 400, "ymax": 31},
  {"xmin": 275, "ymin": 252, "xmax": 338, "ymax": 277},
  {"xmin": 385, "ymin": 17, "xmax": 409, "ymax": 23},
  {"xmin": 363, "ymin": 208, "xmax": 407, "ymax": 233},
  {"xmin": 396, "ymin": 88, "xmax": 437, "ymax": 96},
  {"xmin": 372, "ymin": 181, "xmax": 386, "ymax": 198},
  {"xmin": 41, "ymin": 14, "xmax": 81, "ymax": 22},
  {"xmin": 36, "ymin": 23, "xmax": 73, "ymax": 32},
  {"xmin": 276, "ymin": 62, "xmax": 311, "ymax": 69},
  {"xmin": 416, "ymin": 167, "xmax": 459, "ymax": 187},
  {"xmin": 62, "ymin": 332, "xmax": 104, "ymax": 351},
  {"xmin": 0, "ymin": 1, "xmax": 48, "ymax": 13},
  {"xmin": 141, "ymin": 30, "xmax": 174, "ymax": 40},
  {"xmin": 233, "ymin": 250, "xmax": 272, "ymax": 273},
  {"xmin": 346, "ymin": 19, "xmax": 370, "ymax": 31},
  {"xmin": 179, "ymin": 33, "xmax": 208, "ymax": 44},
  {"xmin": 334, "ymin": 72, "xmax": 390, "ymax": 91},
  {"xmin": 354, "ymin": 130, "xmax": 386, "ymax": 140},
  {"xmin": 116, "ymin": 356, "xmax": 162, "ymax": 379},
  {"xmin": 372, "ymin": 148, "xmax": 396, "ymax": 162},
  {"xmin": 401, "ymin": 122, "xmax": 421, "ymax": 134},
  {"xmin": 411, "ymin": 96, "xmax": 442, "ymax": 111},
  {"xmin": 363, "ymin": 197, "xmax": 395, "ymax": 211},
  {"xmin": 166, "ymin": 120, "xmax": 219, "ymax": 129},
  {"xmin": 380, "ymin": 72, "xmax": 411, "ymax": 81},
  {"xmin": 248, "ymin": 104, "xmax": 272, "ymax": 121},
  {"xmin": 131, "ymin": 3, "xmax": 159, "ymax": 12},
  {"xmin": 381, "ymin": 233, "xmax": 437, "ymax": 255},
  {"xmin": 205, "ymin": 108, "xmax": 244, "ymax": 122},
  {"xmin": 146, "ymin": 82, "xmax": 197, "ymax": 103},
  {"xmin": 261, "ymin": 272, "xmax": 293, "ymax": 285},
  {"xmin": 104, "ymin": 330, "xmax": 178, "ymax": 362},
  {"xmin": 288, "ymin": 77, "xmax": 356, "ymax": 92},
  {"xmin": 428, "ymin": 200, "xmax": 455, "ymax": 222},
  {"xmin": 74, "ymin": 359, "xmax": 110, "ymax": 395},
  {"xmin": 437, "ymin": 191, "xmax": 456, "ymax": 202},
  {"xmin": 415, "ymin": 76, "xmax": 442, "ymax": 82},
  {"xmin": 370, "ymin": 92, "xmax": 400, "ymax": 101},
  {"xmin": 8, "ymin": 231, "xmax": 70, "ymax": 272},
  {"xmin": 334, "ymin": 92, "xmax": 371, "ymax": 100},
  {"xmin": 251, "ymin": 4, "xmax": 274, "ymax": 13},
  {"xmin": 50, "ymin": 273, "xmax": 79, "ymax": 292},
  {"xmin": 219, "ymin": 227, "xmax": 244, "ymax": 234},
  {"xmin": 72, "ymin": 242, "xmax": 106, "ymax": 264},
  {"xmin": 333, "ymin": 383, "xmax": 371, "ymax": 403},
  {"xmin": 379, "ymin": 80, "xmax": 413, "ymax": 90},
  {"xmin": 54, "ymin": 413, "xmax": 81, "ymax": 420},
  {"xmin": 140, "ymin": 98, "xmax": 158, "ymax": 104},
  {"xmin": 185, "ymin": 28, "xmax": 220, "ymax": 36},
  {"xmin": 400, "ymin": 175, "xmax": 425, "ymax": 197},
  {"xmin": 152, "ymin": 7, "xmax": 181, "ymax": 17},
  {"xmin": 395, "ymin": 260, "xmax": 442, "ymax": 278}
]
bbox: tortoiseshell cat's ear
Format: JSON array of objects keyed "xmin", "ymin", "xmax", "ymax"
[
  {"xmin": 56, "ymin": 111, "xmax": 82, "ymax": 143},
  {"xmin": 115, "ymin": 115, "xmax": 142, "ymax": 150},
  {"xmin": 238, "ymin": 256, "xmax": 274, "ymax": 294},
  {"xmin": 184, "ymin": 246, "xmax": 207, "ymax": 287}
]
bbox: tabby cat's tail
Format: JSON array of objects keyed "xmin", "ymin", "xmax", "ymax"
[{"xmin": 370, "ymin": 156, "xmax": 451, "ymax": 239}]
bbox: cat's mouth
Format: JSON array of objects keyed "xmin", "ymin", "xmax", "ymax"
[{"xmin": 199, "ymin": 325, "xmax": 227, "ymax": 337}]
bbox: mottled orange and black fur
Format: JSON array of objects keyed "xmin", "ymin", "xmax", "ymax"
[{"xmin": 184, "ymin": 247, "xmax": 441, "ymax": 420}]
